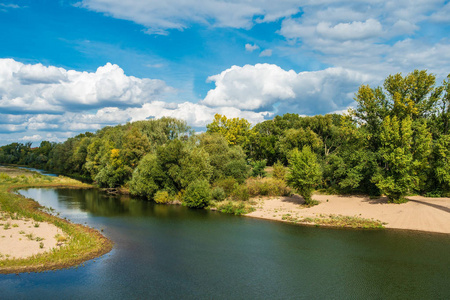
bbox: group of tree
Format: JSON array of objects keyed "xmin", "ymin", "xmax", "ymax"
[{"xmin": 1, "ymin": 70, "xmax": 449, "ymax": 204}]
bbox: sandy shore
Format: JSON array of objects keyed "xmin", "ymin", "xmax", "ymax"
[
  {"xmin": 247, "ymin": 194, "xmax": 450, "ymax": 234},
  {"xmin": 0, "ymin": 213, "xmax": 66, "ymax": 260}
]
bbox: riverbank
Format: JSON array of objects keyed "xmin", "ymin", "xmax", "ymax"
[
  {"xmin": 246, "ymin": 193, "xmax": 450, "ymax": 234},
  {"xmin": 0, "ymin": 166, "xmax": 113, "ymax": 274}
]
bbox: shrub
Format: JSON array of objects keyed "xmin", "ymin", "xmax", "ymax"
[
  {"xmin": 231, "ymin": 184, "xmax": 249, "ymax": 201},
  {"xmin": 272, "ymin": 161, "xmax": 286, "ymax": 180},
  {"xmin": 246, "ymin": 177, "xmax": 292, "ymax": 197},
  {"xmin": 154, "ymin": 190, "xmax": 172, "ymax": 204},
  {"xmin": 251, "ymin": 160, "xmax": 267, "ymax": 178},
  {"xmin": 214, "ymin": 201, "xmax": 255, "ymax": 215},
  {"xmin": 214, "ymin": 177, "xmax": 238, "ymax": 196},
  {"xmin": 211, "ymin": 187, "xmax": 226, "ymax": 201},
  {"xmin": 183, "ymin": 179, "xmax": 212, "ymax": 208}
]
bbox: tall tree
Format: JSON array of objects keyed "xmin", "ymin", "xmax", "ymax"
[{"xmin": 287, "ymin": 146, "xmax": 322, "ymax": 204}]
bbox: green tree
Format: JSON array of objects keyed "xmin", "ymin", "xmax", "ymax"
[
  {"xmin": 287, "ymin": 146, "xmax": 322, "ymax": 204},
  {"xmin": 431, "ymin": 135, "xmax": 450, "ymax": 194},
  {"xmin": 183, "ymin": 179, "xmax": 212, "ymax": 208},
  {"xmin": 129, "ymin": 153, "xmax": 167, "ymax": 200},
  {"xmin": 206, "ymin": 113, "xmax": 252, "ymax": 147},
  {"xmin": 250, "ymin": 160, "xmax": 267, "ymax": 178},
  {"xmin": 373, "ymin": 116, "xmax": 432, "ymax": 202}
]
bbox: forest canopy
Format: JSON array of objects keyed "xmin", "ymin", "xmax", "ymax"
[{"xmin": 1, "ymin": 70, "xmax": 449, "ymax": 204}]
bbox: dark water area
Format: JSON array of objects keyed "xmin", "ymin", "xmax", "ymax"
[{"xmin": 1, "ymin": 188, "xmax": 449, "ymax": 300}]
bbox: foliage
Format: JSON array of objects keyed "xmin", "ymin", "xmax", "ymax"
[
  {"xmin": 198, "ymin": 133, "xmax": 249, "ymax": 183},
  {"xmin": 182, "ymin": 179, "xmax": 212, "ymax": 209},
  {"xmin": 272, "ymin": 161, "xmax": 286, "ymax": 180},
  {"xmin": 287, "ymin": 146, "xmax": 322, "ymax": 204},
  {"xmin": 154, "ymin": 190, "xmax": 172, "ymax": 204},
  {"xmin": 206, "ymin": 113, "xmax": 252, "ymax": 147},
  {"xmin": 231, "ymin": 184, "xmax": 250, "ymax": 201},
  {"xmin": 129, "ymin": 153, "xmax": 165, "ymax": 200},
  {"xmin": 213, "ymin": 177, "xmax": 238, "ymax": 197},
  {"xmin": 250, "ymin": 160, "xmax": 267, "ymax": 178},
  {"xmin": 211, "ymin": 187, "xmax": 226, "ymax": 201},
  {"xmin": 246, "ymin": 177, "xmax": 291, "ymax": 197},
  {"xmin": 212, "ymin": 201, "xmax": 255, "ymax": 215}
]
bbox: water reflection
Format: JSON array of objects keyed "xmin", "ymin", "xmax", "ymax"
[{"xmin": 2, "ymin": 188, "xmax": 449, "ymax": 300}]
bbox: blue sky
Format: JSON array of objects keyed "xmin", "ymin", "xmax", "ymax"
[{"xmin": 1, "ymin": 0, "xmax": 449, "ymax": 145}]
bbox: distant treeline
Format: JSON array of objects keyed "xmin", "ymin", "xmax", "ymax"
[{"xmin": 1, "ymin": 70, "xmax": 449, "ymax": 203}]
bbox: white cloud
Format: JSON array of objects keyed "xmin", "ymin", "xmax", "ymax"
[
  {"xmin": 245, "ymin": 43, "xmax": 260, "ymax": 52},
  {"xmin": 259, "ymin": 49, "xmax": 272, "ymax": 57},
  {"xmin": 15, "ymin": 63, "xmax": 68, "ymax": 84},
  {"xmin": 0, "ymin": 3, "xmax": 20, "ymax": 10},
  {"xmin": 0, "ymin": 124, "xmax": 26, "ymax": 133},
  {"xmin": 78, "ymin": 0, "xmax": 302, "ymax": 33},
  {"xmin": 0, "ymin": 59, "xmax": 172, "ymax": 114},
  {"xmin": 316, "ymin": 19, "xmax": 383, "ymax": 41},
  {"xmin": 19, "ymin": 135, "xmax": 43, "ymax": 142},
  {"xmin": 430, "ymin": 3, "xmax": 450, "ymax": 23},
  {"xmin": 201, "ymin": 63, "xmax": 373, "ymax": 115}
]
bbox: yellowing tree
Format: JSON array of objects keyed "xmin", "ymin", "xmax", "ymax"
[{"xmin": 206, "ymin": 114, "xmax": 252, "ymax": 146}]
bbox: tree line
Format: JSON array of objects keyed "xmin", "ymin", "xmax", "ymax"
[{"xmin": 1, "ymin": 70, "xmax": 449, "ymax": 204}]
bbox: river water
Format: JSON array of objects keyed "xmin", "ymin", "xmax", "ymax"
[{"xmin": 1, "ymin": 188, "xmax": 449, "ymax": 299}]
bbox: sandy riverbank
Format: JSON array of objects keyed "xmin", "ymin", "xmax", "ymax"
[
  {"xmin": 0, "ymin": 213, "xmax": 66, "ymax": 260},
  {"xmin": 246, "ymin": 194, "xmax": 450, "ymax": 234}
]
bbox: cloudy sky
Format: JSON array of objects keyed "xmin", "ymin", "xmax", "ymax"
[{"xmin": 1, "ymin": 0, "xmax": 449, "ymax": 146}]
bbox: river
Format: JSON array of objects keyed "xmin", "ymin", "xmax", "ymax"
[{"xmin": 1, "ymin": 188, "xmax": 449, "ymax": 299}]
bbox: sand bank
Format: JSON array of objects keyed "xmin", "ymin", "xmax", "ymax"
[
  {"xmin": 247, "ymin": 194, "xmax": 450, "ymax": 234},
  {"xmin": 0, "ymin": 213, "xmax": 66, "ymax": 260}
]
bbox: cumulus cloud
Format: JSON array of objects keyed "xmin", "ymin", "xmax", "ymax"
[
  {"xmin": 0, "ymin": 59, "xmax": 172, "ymax": 113},
  {"xmin": 78, "ymin": 0, "xmax": 301, "ymax": 33},
  {"xmin": 202, "ymin": 63, "xmax": 373, "ymax": 115},
  {"xmin": 245, "ymin": 43, "xmax": 260, "ymax": 52}
]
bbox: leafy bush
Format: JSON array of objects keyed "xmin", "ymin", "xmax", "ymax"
[
  {"xmin": 231, "ymin": 184, "xmax": 249, "ymax": 201},
  {"xmin": 246, "ymin": 177, "xmax": 292, "ymax": 197},
  {"xmin": 183, "ymin": 179, "xmax": 212, "ymax": 208},
  {"xmin": 154, "ymin": 190, "xmax": 172, "ymax": 204},
  {"xmin": 251, "ymin": 160, "xmax": 267, "ymax": 178},
  {"xmin": 272, "ymin": 161, "xmax": 286, "ymax": 180},
  {"xmin": 214, "ymin": 177, "xmax": 238, "ymax": 196},
  {"xmin": 214, "ymin": 201, "xmax": 255, "ymax": 215},
  {"xmin": 211, "ymin": 187, "xmax": 226, "ymax": 201}
]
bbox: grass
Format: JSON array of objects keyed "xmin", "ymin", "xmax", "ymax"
[
  {"xmin": 281, "ymin": 213, "xmax": 386, "ymax": 229},
  {"xmin": 210, "ymin": 200, "xmax": 256, "ymax": 216},
  {"xmin": 0, "ymin": 166, "xmax": 113, "ymax": 274}
]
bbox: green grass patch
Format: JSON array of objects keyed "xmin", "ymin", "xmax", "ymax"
[
  {"xmin": 210, "ymin": 200, "xmax": 256, "ymax": 216},
  {"xmin": 281, "ymin": 213, "xmax": 385, "ymax": 229}
]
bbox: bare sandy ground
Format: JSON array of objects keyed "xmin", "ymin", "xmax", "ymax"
[
  {"xmin": 0, "ymin": 214, "xmax": 65, "ymax": 259},
  {"xmin": 247, "ymin": 194, "xmax": 450, "ymax": 234}
]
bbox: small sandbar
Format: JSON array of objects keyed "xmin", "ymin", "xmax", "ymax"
[
  {"xmin": 0, "ymin": 213, "xmax": 66, "ymax": 260},
  {"xmin": 247, "ymin": 194, "xmax": 450, "ymax": 234}
]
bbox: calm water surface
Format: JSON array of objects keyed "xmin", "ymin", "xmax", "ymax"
[{"xmin": 1, "ymin": 188, "xmax": 449, "ymax": 299}]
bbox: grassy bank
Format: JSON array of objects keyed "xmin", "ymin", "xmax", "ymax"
[{"xmin": 0, "ymin": 166, "xmax": 113, "ymax": 274}]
